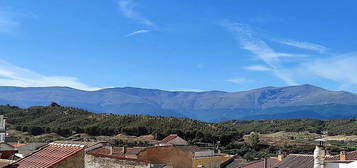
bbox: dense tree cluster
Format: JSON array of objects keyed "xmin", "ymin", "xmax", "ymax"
[{"xmin": 1, "ymin": 104, "xmax": 357, "ymax": 160}]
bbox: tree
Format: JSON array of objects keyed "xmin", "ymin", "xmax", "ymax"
[
  {"xmin": 30, "ymin": 127, "xmax": 44, "ymax": 136},
  {"xmin": 245, "ymin": 132, "xmax": 260, "ymax": 149}
]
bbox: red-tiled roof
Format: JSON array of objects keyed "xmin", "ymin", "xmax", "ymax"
[
  {"xmin": 11, "ymin": 144, "xmax": 25, "ymax": 148},
  {"xmin": 240, "ymin": 158, "xmax": 280, "ymax": 168},
  {"xmin": 273, "ymin": 154, "xmax": 314, "ymax": 168},
  {"xmin": 11, "ymin": 143, "xmax": 84, "ymax": 168},
  {"xmin": 327, "ymin": 151, "xmax": 357, "ymax": 161},
  {"xmin": 344, "ymin": 151, "xmax": 357, "ymax": 160},
  {"xmin": 159, "ymin": 134, "xmax": 178, "ymax": 144}
]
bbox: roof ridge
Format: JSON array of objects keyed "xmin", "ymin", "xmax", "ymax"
[
  {"xmin": 49, "ymin": 142, "xmax": 85, "ymax": 148},
  {"xmin": 289, "ymin": 154, "xmax": 313, "ymax": 156}
]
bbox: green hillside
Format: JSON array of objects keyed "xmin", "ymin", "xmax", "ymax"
[{"xmin": 2, "ymin": 104, "xmax": 357, "ymax": 160}]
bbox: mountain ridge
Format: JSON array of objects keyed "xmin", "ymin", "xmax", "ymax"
[{"xmin": 0, "ymin": 84, "xmax": 356, "ymax": 121}]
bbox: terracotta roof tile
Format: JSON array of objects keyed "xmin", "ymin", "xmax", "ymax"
[
  {"xmin": 11, "ymin": 143, "xmax": 84, "ymax": 168},
  {"xmin": 240, "ymin": 158, "xmax": 280, "ymax": 168},
  {"xmin": 273, "ymin": 154, "xmax": 314, "ymax": 168},
  {"xmin": 224, "ymin": 159, "xmax": 248, "ymax": 168},
  {"xmin": 159, "ymin": 134, "xmax": 178, "ymax": 144},
  {"xmin": 343, "ymin": 151, "xmax": 357, "ymax": 160},
  {"xmin": 11, "ymin": 144, "xmax": 25, "ymax": 148}
]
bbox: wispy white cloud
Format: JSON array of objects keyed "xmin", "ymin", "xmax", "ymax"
[
  {"xmin": 224, "ymin": 22, "xmax": 357, "ymax": 91},
  {"xmin": 118, "ymin": 0, "xmax": 157, "ymax": 36},
  {"xmin": 275, "ymin": 39, "xmax": 328, "ymax": 53},
  {"xmin": 126, "ymin": 29, "xmax": 151, "ymax": 36},
  {"xmin": 0, "ymin": 59, "xmax": 99, "ymax": 91},
  {"xmin": 0, "ymin": 10, "xmax": 19, "ymax": 34},
  {"xmin": 227, "ymin": 77, "xmax": 246, "ymax": 84},
  {"xmin": 305, "ymin": 55, "xmax": 357, "ymax": 86},
  {"xmin": 243, "ymin": 65, "xmax": 271, "ymax": 71},
  {"xmin": 224, "ymin": 22, "xmax": 298, "ymax": 85}
]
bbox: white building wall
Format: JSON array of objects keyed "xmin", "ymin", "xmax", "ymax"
[
  {"xmin": 194, "ymin": 150, "xmax": 214, "ymax": 158},
  {"xmin": 0, "ymin": 115, "xmax": 5, "ymax": 131},
  {"xmin": 0, "ymin": 133, "xmax": 5, "ymax": 142},
  {"xmin": 326, "ymin": 161, "xmax": 357, "ymax": 168}
]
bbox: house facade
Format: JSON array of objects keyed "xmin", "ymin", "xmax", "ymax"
[
  {"xmin": 137, "ymin": 145, "xmax": 228, "ymax": 168},
  {"xmin": 9, "ymin": 143, "xmax": 85, "ymax": 168}
]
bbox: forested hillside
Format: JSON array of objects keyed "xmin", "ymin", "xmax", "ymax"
[
  {"xmin": 1, "ymin": 104, "xmax": 357, "ymax": 143},
  {"xmin": 3, "ymin": 104, "xmax": 357, "ymax": 160},
  {"xmin": 0, "ymin": 104, "xmax": 240, "ymax": 145}
]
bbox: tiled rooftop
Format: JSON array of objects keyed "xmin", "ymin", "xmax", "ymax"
[
  {"xmin": 273, "ymin": 154, "xmax": 314, "ymax": 168},
  {"xmin": 11, "ymin": 143, "xmax": 84, "ymax": 168},
  {"xmin": 327, "ymin": 150, "xmax": 357, "ymax": 161},
  {"xmin": 240, "ymin": 158, "xmax": 280, "ymax": 168},
  {"xmin": 0, "ymin": 143, "xmax": 16, "ymax": 151},
  {"xmin": 159, "ymin": 134, "xmax": 178, "ymax": 144},
  {"xmin": 54, "ymin": 141, "xmax": 104, "ymax": 148}
]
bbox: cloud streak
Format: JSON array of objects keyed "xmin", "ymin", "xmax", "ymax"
[
  {"xmin": 126, "ymin": 29, "xmax": 151, "ymax": 36},
  {"xmin": 306, "ymin": 55, "xmax": 357, "ymax": 85},
  {"xmin": 0, "ymin": 10, "xmax": 19, "ymax": 34},
  {"xmin": 275, "ymin": 39, "xmax": 328, "ymax": 53},
  {"xmin": 224, "ymin": 22, "xmax": 297, "ymax": 85},
  {"xmin": 227, "ymin": 77, "xmax": 246, "ymax": 84},
  {"xmin": 0, "ymin": 59, "xmax": 99, "ymax": 91},
  {"xmin": 224, "ymin": 22, "xmax": 357, "ymax": 91},
  {"xmin": 243, "ymin": 65, "xmax": 271, "ymax": 71},
  {"xmin": 118, "ymin": 0, "xmax": 157, "ymax": 36}
]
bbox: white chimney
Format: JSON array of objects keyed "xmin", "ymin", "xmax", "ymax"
[
  {"xmin": 314, "ymin": 139, "xmax": 326, "ymax": 168},
  {"xmin": 109, "ymin": 146, "xmax": 113, "ymax": 155}
]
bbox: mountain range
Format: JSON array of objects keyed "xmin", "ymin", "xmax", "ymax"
[{"xmin": 0, "ymin": 84, "xmax": 356, "ymax": 121}]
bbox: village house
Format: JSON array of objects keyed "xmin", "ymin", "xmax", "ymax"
[
  {"xmin": 86, "ymin": 146, "xmax": 147, "ymax": 159},
  {"xmin": 157, "ymin": 134, "xmax": 188, "ymax": 146},
  {"xmin": 0, "ymin": 143, "xmax": 17, "ymax": 160},
  {"xmin": 8, "ymin": 143, "xmax": 85, "ymax": 168},
  {"xmin": 137, "ymin": 145, "xmax": 230, "ymax": 168},
  {"xmin": 85, "ymin": 146, "xmax": 168, "ymax": 168}
]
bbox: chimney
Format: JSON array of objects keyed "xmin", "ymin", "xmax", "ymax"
[
  {"xmin": 314, "ymin": 139, "xmax": 326, "ymax": 168},
  {"xmin": 109, "ymin": 146, "xmax": 113, "ymax": 155},
  {"xmin": 340, "ymin": 151, "xmax": 347, "ymax": 161},
  {"xmin": 264, "ymin": 158, "xmax": 268, "ymax": 168},
  {"xmin": 278, "ymin": 153, "xmax": 287, "ymax": 161}
]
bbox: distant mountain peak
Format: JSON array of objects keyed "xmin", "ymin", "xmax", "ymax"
[{"xmin": 0, "ymin": 85, "xmax": 355, "ymax": 121}]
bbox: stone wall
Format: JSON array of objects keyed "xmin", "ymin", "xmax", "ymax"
[
  {"xmin": 85, "ymin": 154, "xmax": 150, "ymax": 168},
  {"xmin": 137, "ymin": 146, "xmax": 193, "ymax": 168}
]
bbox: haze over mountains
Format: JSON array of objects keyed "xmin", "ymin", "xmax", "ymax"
[{"xmin": 0, "ymin": 84, "xmax": 356, "ymax": 121}]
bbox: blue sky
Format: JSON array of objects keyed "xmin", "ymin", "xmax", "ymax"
[{"xmin": 0, "ymin": 0, "xmax": 357, "ymax": 92}]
